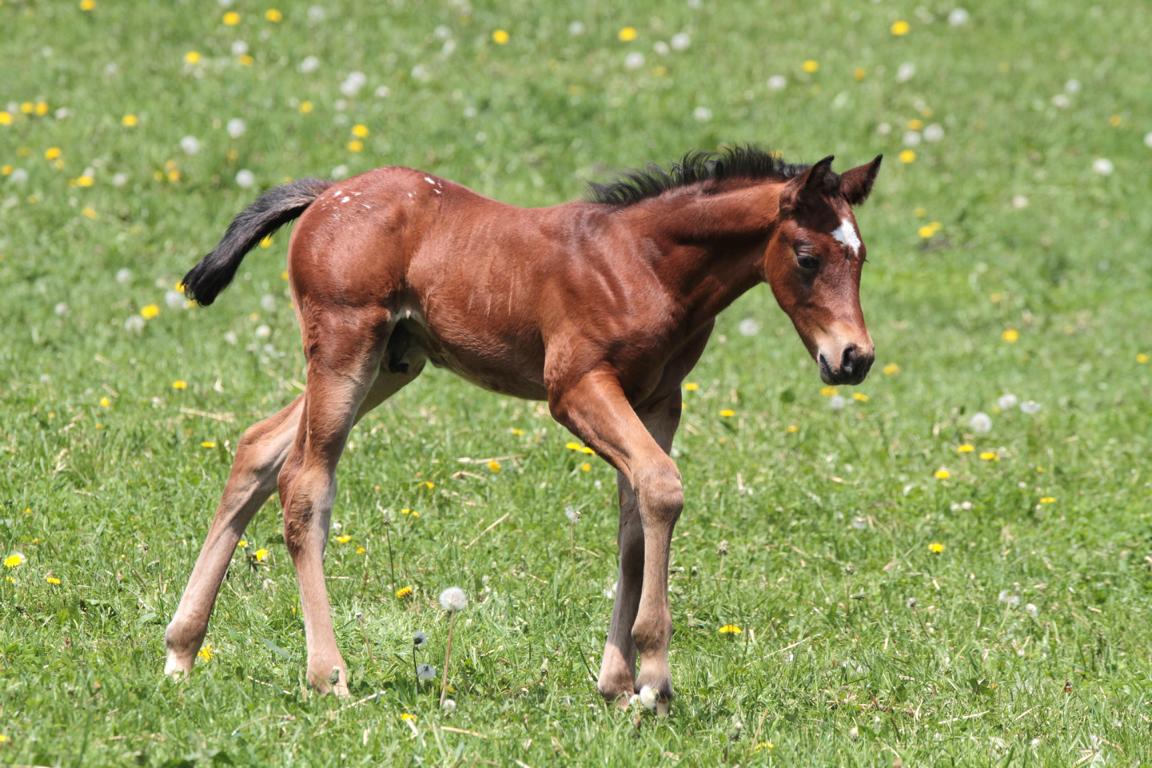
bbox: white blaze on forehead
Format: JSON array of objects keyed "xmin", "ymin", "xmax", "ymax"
[{"xmin": 831, "ymin": 218, "xmax": 862, "ymax": 256}]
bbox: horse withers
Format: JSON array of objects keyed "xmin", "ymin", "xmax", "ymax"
[{"xmin": 164, "ymin": 147, "xmax": 881, "ymax": 714}]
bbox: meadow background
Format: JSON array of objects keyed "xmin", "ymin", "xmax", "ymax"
[{"xmin": 2, "ymin": 0, "xmax": 1151, "ymax": 765}]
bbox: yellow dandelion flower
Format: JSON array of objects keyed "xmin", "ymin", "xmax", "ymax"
[
  {"xmin": 890, "ymin": 20, "xmax": 910, "ymax": 36},
  {"xmin": 201, "ymin": 441, "xmax": 217, "ymax": 449},
  {"xmin": 1136, "ymin": 353, "xmax": 1148, "ymax": 364},
  {"xmin": 238, "ymin": 539, "xmax": 248, "ymax": 549},
  {"xmin": 80, "ymin": 0, "xmax": 95, "ymax": 9},
  {"xmin": 1001, "ymin": 328, "xmax": 1020, "ymax": 343},
  {"xmin": 98, "ymin": 396, "xmax": 111, "ymax": 409},
  {"xmin": 785, "ymin": 424, "xmax": 799, "ymax": 433},
  {"xmin": 957, "ymin": 443, "xmax": 975, "ymax": 453},
  {"xmin": 491, "ymin": 29, "xmax": 509, "ymax": 45},
  {"xmin": 487, "ymin": 459, "xmax": 502, "ymax": 473},
  {"xmin": 820, "ymin": 386, "xmax": 838, "ymax": 397},
  {"xmin": 979, "ymin": 451, "xmax": 999, "ymax": 461},
  {"xmin": 580, "ymin": 462, "xmax": 592, "ymax": 472},
  {"xmin": 421, "ymin": 480, "xmax": 435, "ymax": 490},
  {"xmin": 351, "ymin": 123, "xmax": 369, "ymax": 138},
  {"xmin": 684, "ymin": 382, "xmax": 700, "ymax": 392},
  {"xmin": 565, "ymin": 441, "xmax": 594, "ymax": 454},
  {"xmin": 1039, "ymin": 496, "xmax": 1056, "ymax": 504},
  {"xmin": 45, "ymin": 147, "xmax": 62, "ymax": 161},
  {"xmin": 356, "ymin": 545, "xmax": 366, "ymax": 555},
  {"xmin": 852, "ymin": 392, "xmax": 869, "ymax": 402},
  {"xmin": 74, "ymin": 174, "xmax": 94, "ymax": 187},
  {"xmin": 298, "ymin": 100, "xmax": 313, "ymax": 114},
  {"xmin": 899, "ymin": 149, "xmax": 916, "ymax": 164},
  {"xmin": 618, "ymin": 26, "xmax": 638, "ymax": 42},
  {"xmin": 197, "ymin": 644, "xmax": 214, "ymax": 662},
  {"xmin": 718, "ymin": 624, "xmax": 743, "ymax": 635},
  {"xmin": 933, "ymin": 468, "xmax": 950, "ymax": 480},
  {"xmin": 395, "ymin": 585, "xmax": 414, "ymax": 599},
  {"xmin": 35, "ymin": 101, "xmax": 49, "ymax": 116},
  {"xmin": 222, "ymin": 11, "xmax": 240, "ymax": 25},
  {"xmin": 81, "ymin": 206, "xmax": 97, "ymax": 219},
  {"xmin": 46, "ymin": 575, "xmax": 62, "ymax": 585},
  {"xmin": 927, "ymin": 541, "xmax": 945, "ymax": 554},
  {"xmin": 719, "ymin": 408, "xmax": 735, "ymax": 418},
  {"xmin": 140, "ymin": 303, "xmax": 160, "ymax": 319},
  {"xmin": 172, "ymin": 379, "xmax": 188, "ymax": 390},
  {"xmin": 509, "ymin": 427, "xmax": 525, "ymax": 436},
  {"xmin": 121, "ymin": 114, "xmax": 138, "ymax": 127},
  {"xmin": 239, "ymin": 54, "xmax": 254, "ymax": 66},
  {"xmin": 0, "ymin": 111, "xmax": 12, "ymax": 126},
  {"xmin": 21, "ymin": 102, "xmax": 35, "ymax": 114},
  {"xmin": 347, "ymin": 140, "xmax": 363, "ymax": 153},
  {"xmin": 254, "ymin": 548, "xmax": 269, "ymax": 562},
  {"xmin": 882, "ymin": 362, "xmax": 900, "ymax": 376},
  {"xmin": 280, "ymin": 270, "xmax": 290, "ymax": 281},
  {"xmin": 1108, "ymin": 114, "xmax": 1121, "ymax": 127},
  {"xmin": 265, "ymin": 8, "xmax": 283, "ymax": 23},
  {"xmin": 1, "ymin": 165, "xmax": 11, "ymax": 176},
  {"xmin": 334, "ymin": 534, "xmax": 352, "ymax": 544},
  {"xmin": 400, "ymin": 712, "xmax": 417, "ymax": 722},
  {"xmin": 918, "ymin": 224, "xmax": 937, "ymax": 239},
  {"xmin": 802, "ymin": 59, "xmax": 819, "ymax": 73},
  {"xmin": 184, "ymin": 51, "xmax": 202, "ymax": 65},
  {"xmin": 3, "ymin": 552, "xmax": 25, "ymax": 569},
  {"xmin": 259, "ymin": 235, "xmax": 273, "ymax": 249},
  {"xmin": 854, "ymin": 66, "xmax": 866, "ymax": 81}
]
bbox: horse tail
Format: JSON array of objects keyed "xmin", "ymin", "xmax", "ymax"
[{"xmin": 182, "ymin": 178, "xmax": 332, "ymax": 306}]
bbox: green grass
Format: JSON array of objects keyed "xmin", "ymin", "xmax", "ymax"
[{"xmin": 3, "ymin": 0, "xmax": 1152, "ymax": 764}]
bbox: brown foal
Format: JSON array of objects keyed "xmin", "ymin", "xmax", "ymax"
[{"xmin": 165, "ymin": 147, "xmax": 881, "ymax": 712}]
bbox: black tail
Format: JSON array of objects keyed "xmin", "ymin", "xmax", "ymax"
[{"xmin": 183, "ymin": 178, "xmax": 332, "ymax": 305}]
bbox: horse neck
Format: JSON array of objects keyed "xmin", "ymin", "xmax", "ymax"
[{"xmin": 630, "ymin": 183, "xmax": 785, "ymax": 324}]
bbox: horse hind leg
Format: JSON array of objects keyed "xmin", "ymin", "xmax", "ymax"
[{"xmin": 165, "ymin": 395, "xmax": 304, "ymax": 676}]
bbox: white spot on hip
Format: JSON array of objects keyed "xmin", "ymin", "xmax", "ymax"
[
  {"xmin": 424, "ymin": 176, "xmax": 436, "ymax": 185},
  {"xmin": 832, "ymin": 218, "xmax": 862, "ymax": 256},
  {"xmin": 340, "ymin": 195, "xmax": 351, "ymax": 203}
]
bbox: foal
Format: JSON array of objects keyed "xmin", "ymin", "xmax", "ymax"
[{"xmin": 165, "ymin": 147, "xmax": 881, "ymax": 713}]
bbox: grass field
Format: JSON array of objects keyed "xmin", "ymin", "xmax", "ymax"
[{"xmin": 3, "ymin": 0, "xmax": 1152, "ymax": 764}]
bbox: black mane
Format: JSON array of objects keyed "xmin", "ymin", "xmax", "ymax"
[{"xmin": 588, "ymin": 146, "xmax": 836, "ymax": 207}]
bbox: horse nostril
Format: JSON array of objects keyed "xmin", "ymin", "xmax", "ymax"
[{"xmin": 841, "ymin": 344, "xmax": 859, "ymax": 372}]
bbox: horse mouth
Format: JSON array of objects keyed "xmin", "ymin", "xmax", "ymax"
[{"xmin": 817, "ymin": 353, "xmax": 870, "ymax": 386}]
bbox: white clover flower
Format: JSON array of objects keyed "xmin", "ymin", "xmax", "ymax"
[
  {"xmin": 9, "ymin": 168, "xmax": 28, "ymax": 184},
  {"xmin": 998, "ymin": 590, "xmax": 1020, "ymax": 607},
  {"xmin": 670, "ymin": 32, "xmax": 691, "ymax": 51},
  {"xmin": 1091, "ymin": 158, "xmax": 1114, "ymax": 176},
  {"xmin": 902, "ymin": 130, "xmax": 922, "ymax": 147},
  {"xmin": 766, "ymin": 74, "xmax": 787, "ymax": 91},
  {"xmin": 115, "ymin": 268, "xmax": 133, "ymax": 284},
  {"xmin": 997, "ymin": 393, "xmax": 1018, "ymax": 410},
  {"xmin": 851, "ymin": 516, "xmax": 868, "ymax": 530},
  {"xmin": 254, "ymin": 324, "xmax": 271, "ymax": 339},
  {"xmin": 828, "ymin": 395, "xmax": 847, "ymax": 411},
  {"xmin": 54, "ymin": 302, "xmax": 69, "ymax": 317},
  {"xmin": 165, "ymin": 290, "xmax": 185, "ymax": 309},
  {"xmin": 417, "ymin": 663, "xmax": 437, "ymax": 681},
  {"xmin": 624, "ymin": 52, "xmax": 645, "ymax": 70},
  {"xmin": 969, "ymin": 412, "xmax": 992, "ymax": 433},
  {"xmin": 298, "ymin": 55, "xmax": 320, "ymax": 74},
  {"xmin": 564, "ymin": 505, "xmax": 581, "ymax": 524},
  {"xmin": 737, "ymin": 318, "xmax": 760, "ymax": 337},
  {"xmin": 124, "ymin": 315, "xmax": 145, "ymax": 333},
  {"xmin": 896, "ymin": 62, "xmax": 916, "ymax": 83},
  {"xmin": 111, "ymin": 172, "xmax": 128, "ymax": 187},
  {"xmin": 441, "ymin": 698, "xmax": 456, "ymax": 712},
  {"xmin": 568, "ymin": 21, "xmax": 585, "ymax": 36},
  {"xmin": 947, "ymin": 8, "xmax": 970, "ymax": 26},
  {"xmin": 1050, "ymin": 93, "xmax": 1071, "ymax": 109},
  {"xmin": 923, "ymin": 123, "xmax": 945, "ymax": 142},
  {"xmin": 1024, "ymin": 603, "xmax": 1039, "ymax": 618},
  {"xmin": 1019, "ymin": 400, "xmax": 1041, "ymax": 415},
  {"xmin": 411, "ymin": 64, "xmax": 431, "ymax": 82},
  {"xmin": 235, "ymin": 169, "xmax": 255, "ymax": 188},
  {"xmin": 331, "ymin": 164, "xmax": 348, "ymax": 179},
  {"xmin": 307, "ymin": 5, "xmax": 326, "ymax": 22},
  {"xmin": 223, "ymin": 330, "xmax": 238, "ymax": 345},
  {"xmin": 653, "ymin": 41, "xmax": 669, "ymax": 55},
  {"xmin": 875, "ymin": 122, "xmax": 892, "ymax": 136},
  {"xmin": 693, "ymin": 105, "xmax": 712, "ymax": 122},
  {"xmin": 638, "ymin": 685, "xmax": 658, "ymax": 711},
  {"xmin": 260, "ymin": 294, "xmax": 276, "ymax": 312},
  {"xmin": 1064, "ymin": 78, "xmax": 1081, "ymax": 94},
  {"xmin": 226, "ymin": 118, "xmax": 247, "ymax": 138},
  {"xmin": 439, "ymin": 586, "xmax": 468, "ymax": 612},
  {"xmin": 231, "ymin": 40, "xmax": 249, "ymax": 56},
  {"xmin": 1011, "ymin": 194, "xmax": 1030, "ymax": 209}
]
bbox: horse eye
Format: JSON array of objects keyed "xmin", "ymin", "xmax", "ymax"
[{"xmin": 796, "ymin": 253, "xmax": 819, "ymax": 271}]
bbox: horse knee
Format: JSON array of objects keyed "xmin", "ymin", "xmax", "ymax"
[{"xmin": 634, "ymin": 463, "xmax": 683, "ymax": 524}]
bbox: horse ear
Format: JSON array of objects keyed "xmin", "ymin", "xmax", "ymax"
[
  {"xmin": 841, "ymin": 155, "xmax": 883, "ymax": 206},
  {"xmin": 780, "ymin": 155, "xmax": 835, "ymax": 215}
]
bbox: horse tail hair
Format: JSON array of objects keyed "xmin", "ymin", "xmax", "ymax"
[{"xmin": 182, "ymin": 178, "xmax": 332, "ymax": 306}]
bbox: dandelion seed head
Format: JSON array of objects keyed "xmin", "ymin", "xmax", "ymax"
[
  {"xmin": 235, "ymin": 169, "xmax": 255, "ymax": 188},
  {"xmin": 441, "ymin": 697, "xmax": 456, "ymax": 712},
  {"xmin": 413, "ymin": 631, "xmax": 427, "ymax": 647},
  {"xmin": 969, "ymin": 412, "xmax": 992, "ymax": 433},
  {"xmin": 997, "ymin": 393, "xmax": 1018, "ymax": 410},
  {"xmin": 226, "ymin": 117, "xmax": 246, "ymax": 138},
  {"xmin": 417, "ymin": 663, "xmax": 437, "ymax": 681},
  {"xmin": 766, "ymin": 74, "xmax": 787, "ymax": 91},
  {"xmin": 1091, "ymin": 158, "xmax": 1114, "ymax": 176},
  {"xmin": 1020, "ymin": 400, "xmax": 1041, "ymax": 415},
  {"xmin": 439, "ymin": 586, "xmax": 468, "ymax": 612},
  {"xmin": 179, "ymin": 135, "xmax": 201, "ymax": 155}
]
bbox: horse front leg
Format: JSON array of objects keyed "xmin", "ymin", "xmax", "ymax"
[{"xmin": 551, "ymin": 372, "xmax": 683, "ymax": 715}]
